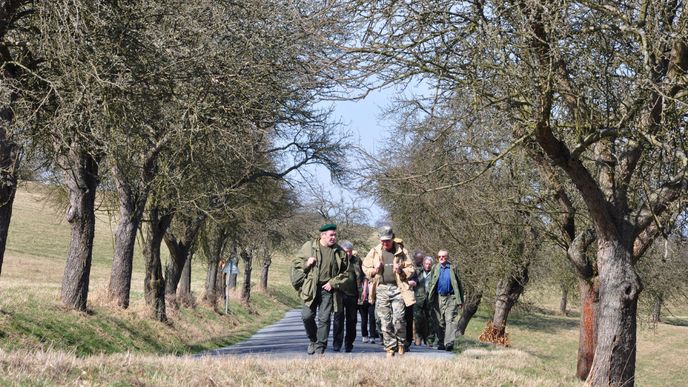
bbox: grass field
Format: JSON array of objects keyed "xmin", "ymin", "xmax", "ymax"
[{"xmin": 1, "ymin": 183, "xmax": 687, "ymax": 386}]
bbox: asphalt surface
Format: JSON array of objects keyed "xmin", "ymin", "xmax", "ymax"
[{"xmin": 198, "ymin": 308, "xmax": 454, "ymax": 359}]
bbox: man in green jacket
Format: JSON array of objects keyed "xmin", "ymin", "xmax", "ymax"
[
  {"xmin": 427, "ymin": 249, "xmax": 465, "ymax": 351},
  {"xmin": 292, "ymin": 223, "xmax": 349, "ymax": 355}
]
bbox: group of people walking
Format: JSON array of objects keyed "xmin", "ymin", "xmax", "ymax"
[{"xmin": 292, "ymin": 223, "xmax": 464, "ymax": 357}]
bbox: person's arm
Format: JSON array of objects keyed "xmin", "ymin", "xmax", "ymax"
[{"xmin": 362, "ymin": 248, "xmax": 378, "ymax": 279}]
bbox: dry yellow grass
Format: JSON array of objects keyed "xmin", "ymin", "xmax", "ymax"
[{"xmin": 0, "ymin": 348, "xmax": 581, "ymax": 386}]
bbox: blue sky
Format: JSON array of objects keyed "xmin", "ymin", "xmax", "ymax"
[{"xmin": 316, "ymin": 87, "xmax": 397, "ymax": 224}]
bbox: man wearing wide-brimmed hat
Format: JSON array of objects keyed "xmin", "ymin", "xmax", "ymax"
[
  {"xmin": 362, "ymin": 225, "xmax": 416, "ymax": 358},
  {"xmin": 292, "ymin": 223, "xmax": 349, "ymax": 355}
]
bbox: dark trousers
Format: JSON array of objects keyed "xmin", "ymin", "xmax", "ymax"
[
  {"xmin": 333, "ymin": 294, "xmax": 358, "ymax": 351},
  {"xmin": 358, "ymin": 301, "xmax": 373, "ymax": 337},
  {"xmin": 404, "ymin": 304, "xmax": 414, "ymax": 348},
  {"xmin": 302, "ymin": 288, "xmax": 333, "ymax": 353}
]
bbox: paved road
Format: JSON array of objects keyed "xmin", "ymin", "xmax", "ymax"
[{"xmin": 199, "ymin": 309, "xmax": 453, "ymax": 359}]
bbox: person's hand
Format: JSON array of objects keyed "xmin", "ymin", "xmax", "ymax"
[
  {"xmin": 322, "ymin": 282, "xmax": 332, "ymax": 291},
  {"xmin": 459, "ymin": 303, "xmax": 464, "ymax": 309},
  {"xmin": 408, "ymin": 280, "xmax": 417, "ymax": 288},
  {"xmin": 393, "ymin": 262, "xmax": 400, "ymax": 273},
  {"xmin": 306, "ymin": 256, "xmax": 317, "ymax": 267}
]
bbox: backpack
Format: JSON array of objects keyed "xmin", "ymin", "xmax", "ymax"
[{"xmin": 290, "ymin": 263, "xmax": 306, "ymax": 292}]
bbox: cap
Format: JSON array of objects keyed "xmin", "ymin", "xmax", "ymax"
[
  {"xmin": 378, "ymin": 225, "xmax": 394, "ymax": 241},
  {"xmin": 319, "ymin": 223, "xmax": 337, "ymax": 232}
]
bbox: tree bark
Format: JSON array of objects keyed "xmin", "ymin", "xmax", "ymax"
[
  {"xmin": 204, "ymin": 257, "xmax": 219, "ymax": 307},
  {"xmin": 108, "ymin": 164, "xmax": 149, "ymax": 309},
  {"xmin": 586, "ymin": 240, "xmax": 641, "ymax": 387},
  {"xmin": 651, "ymin": 293, "xmax": 662, "ymax": 323},
  {"xmin": 163, "ymin": 214, "xmax": 204, "ymax": 305},
  {"xmin": 0, "ymin": 127, "xmax": 19, "ymax": 277},
  {"xmin": 177, "ymin": 254, "xmax": 193, "ymax": 307},
  {"xmin": 457, "ymin": 290, "xmax": 482, "ymax": 335},
  {"xmin": 559, "ymin": 284, "xmax": 568, "ymax": 316},
  {"xmin": 142, "ymin": 205, "xmax": 172, "ymax": 322},
  {"xmin": 240, "ymin": 248, "xmax": 252, "ymax": 304},
  {"xmin": 260, "ymin": 249, "xmax": 271, "ymax": 291},
  {"xmin": 60, "ymin": 148, "xmax": 99, "ymax": 311},
  {"xmin": 577, "ymin": 278, "xmax": 599, "ymax": 380},
  {"xmin": 492, "ymin": 263, "xmax": 529, "ymax": 335}
]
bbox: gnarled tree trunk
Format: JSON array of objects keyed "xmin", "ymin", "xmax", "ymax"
[
  {"xmin": 577, "ymin": 278, "xmax": 599, "ymax": 380},
  {"xmin": 492, "ymin": 263, "xmax": 529, "ymax": 336},
  {"xmin": 177, "ymin": 255, "xmax": 193, "ymax": 307},
  {"xmin": 260, "ymin": 249, "xmax": 271, "ymax": 291},
  {"xmin": 0, "ymin": 127, "xmax": 19, "ymax": 277},
  {"xmin": 587, "ymin": 240, "xmax": 641, "ymax": 387},
  {"xmin": 559, "ymin": 284, "xmax": 568, "ymax": 316},
  {"xmin": 164, "ymin": 214, "xmax": 204, "ymax": 306},
  {"xmin": 60, "ymin": 148, "xmax": 99, "ymax": 311},
  {"xmin": 240, "ymin": 248, "xmax": 253, "ymax": 304},
  {"xmin": 457, "ymin": 290, "xmax": 482, "ymax": 335},
  {"xmin": 108, "ymin": 163, "xmax": 150, "ymax": 309},
  {"xmin": 143, "ymin": 205, "xmax": 173, "ymax": 322}
]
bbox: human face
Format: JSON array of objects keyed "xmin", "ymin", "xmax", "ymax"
[
  {"xmin": 320, "ymin": 230, "xmax": 337, "ymax": 247},
  {"xmin": 423, "ymin": 259, "xmax": 432, "ymax": 272},
  {"xmin": 438, "ymin": 250, "xmax": 449, "ymax": 265},
  {"xmin": 380, "ymin": 239, "xmax": 393, "ymax": 251},
  {"xmin": 344, "ymin": 248, "xmax": 353, "ymax": 257},
  {"xmin": 414, "ymin": 253, "xmax": 424, "ymax": 266}
]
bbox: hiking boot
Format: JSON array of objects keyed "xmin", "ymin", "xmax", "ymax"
[
  {"xmin": 369, "ymin": 338, "xmax": 375, "ymax": 344},
  {"xmin": 437, "ymin": 344, "xmax": 446, "ymax": 350},
  {"xmin": 398, "ymin": 346, "xmax": 406, "ymax": 356},
  {"xmin": 345, "ymin": 346, "xmax": 353, "ymax": 353},
  {"xmin": 386, "ymin": 349, "xmax": 395, "ymax": 358},
  {"xmin": 307, "ymin": 342, "xmax": 316, "ymax": 355},
  {"xmin": 445, "ymin": 344, "xmax": 454, "ymax": 352},
  {"xmin": 362, "ymin": 336, "xmax": 369, "ymax": 343},
  {"xmin": 414, "ymin": 338, "xmax": 421, "ymax": 346}
]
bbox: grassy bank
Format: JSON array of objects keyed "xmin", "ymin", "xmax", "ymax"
[{"xmin": 0, "ymin": 182, "xmax": 299, "ymax": 357}]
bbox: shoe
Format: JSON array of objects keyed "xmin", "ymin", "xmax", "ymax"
[
  {"xmin": 398, "ymin": 346, "xmax": 405, "ymax": 356},
  {"xmin": 445, "ymin": 344, "xmax": 453, "ymax": 352},
  {"xmin": 369, "ymin": 338, "xmax": 375, "ymax": 344},
  {"xmin": 307, "ymin": 342, "xmax": 316, "ymax": 355},
  {"xmin": 345, "ymin": 347, "xmax": 353, "ymax": 353},
  {"xmin": 414, "ymin": 338, "xmax": 421, "ymax": 346},
  {"xmin": 386, "ymin": 349, "xmax": 395, "ymax": 358},
  {"xmin": 437, "ymin": 344, "xmax": 446, "ymax": 350},
  {"xmin": 362, "ymin": 337, "xmax": 369, "ymax": 343},
  {"xmin": 332, "ymin": 347, "xmax": 341, "ymax": 352}
]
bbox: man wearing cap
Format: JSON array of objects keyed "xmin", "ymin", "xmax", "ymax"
[
  {"xmin": 332, "ymin": 240, "xmax": 360, "ymax": 352},
  {"xmin": 427, "ymin": 249, "xmax": 465, "ymax": 351},
  {"xmin": 362, "ymin": 226, "xmax": 416, "ymax": 357},
  {"xmin": 292, "ymin": 223, "xmax": 350, "ymax": 355}
]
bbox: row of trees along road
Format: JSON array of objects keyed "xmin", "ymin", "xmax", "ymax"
[
  {"xmin": 330, "ymin": 1, "xmax": 688, "ymax": 386},
  {"xmin": 0, "ymin": 0, "xmax": 350, "ymax": 323}
]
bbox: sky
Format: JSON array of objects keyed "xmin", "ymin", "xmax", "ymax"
[{"xmin": 313, "ymin": 87, "xmax": 397, "ymax": 225}]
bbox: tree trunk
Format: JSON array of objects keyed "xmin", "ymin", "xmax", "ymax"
[
  {"xmin": 164, "ymin": 214, "xmax": 204, "ymax": 305},
  {"xmin": 142, "ymin": 205, "xmax": 172, "ymax": 322},
  {"xmin": 559, "ymin": 284, "xmax": 569, "ymax": 316},
  {"xmin": 205, "ymin": 258, "xmax": 219, "ymax": 307},
  {"xmin": 60, "ymin": 149, "xmax": 99, "ymax": 311},
  {"xmin": 457, "ymin": 290, "xmax": 482, "ymax": 335},
  {"xmin": 177, "ymin": 254, "xmax": 193, "ymax": 307},
  {"xmin": 260, "ymin": 250, "xmax": 271, "ymax": 291},
  {"xmin": 240, "ymin": 248, "xmax": 252, "ymax": 303},
  {"xmin": 0, "ymin": 127, "xmax": 19, "ymax": 277},
  {"xmin": 577, "ymin": 278, "xmax": 599, "ymax": 380},
  {"xmin": 650, "ymin": 292, "xmax": 662, "ymax": 323},
  {"xmin": 492, "ymin": 264, "xmax": 529, "ymax": 335},
  {"xmin": 586, "ymin": 240, "xmax": 641, "ymax": 387},
  {"xmin": 108, "ymin": 165, "xmax": 148, "ymax": 309}
]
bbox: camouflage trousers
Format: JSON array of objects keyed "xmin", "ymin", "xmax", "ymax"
[{"xmin": 375, "ymin": 283, "xmax": 406, "ymax": 351}]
